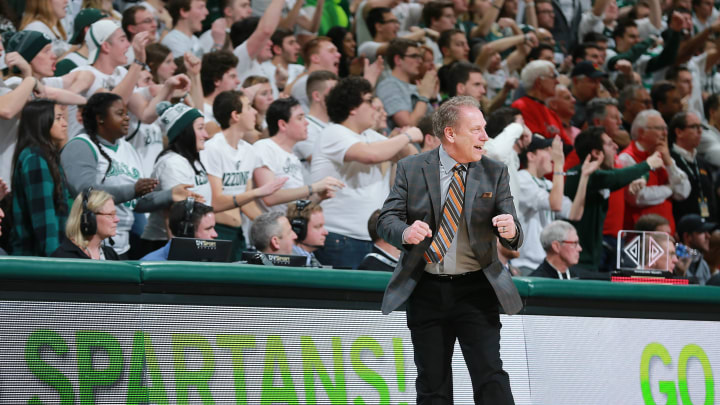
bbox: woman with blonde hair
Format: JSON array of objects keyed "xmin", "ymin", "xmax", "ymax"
[
  {"xmin": 242, "ymin": 75, "xmax": 274, "ymax": 141},
  {"xmin": 20, "ymin": 0, "xmax": 70, "ymax": 57},
  {"xmin": 52, "ymin": 189, "xmax": 120, "ymax": 260},
  {"xmin": 81, "ymin": 0, "xmax": 122, "ymax": 20}
]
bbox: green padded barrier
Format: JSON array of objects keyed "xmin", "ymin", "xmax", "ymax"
[
  {"xmin": 513, "ymin": 277, "xmax": 720, "ymax": 305},
  {"xmin": 2, "ymin": 257, "xmax": 720, "ymax": 306},
  {"xmin": 139, "ymin": 261, "xmax": 392, "ymax": 292},
  {"xmin": 0, "ymin": 256, "xmax": 141, "ymax": 283}
]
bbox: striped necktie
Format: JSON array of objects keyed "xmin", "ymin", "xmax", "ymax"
[{"xmin": 425, "ymin": 164, "xmax": 466, "ymax": 263}]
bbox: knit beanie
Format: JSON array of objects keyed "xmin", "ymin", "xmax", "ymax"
[
  {"xmin": 2, "ymin": 30, "xmax": 52, "ymax": 63},
  {"xmin": 157, "ymin": 101, "xmax": 204, "ymax": 142}
]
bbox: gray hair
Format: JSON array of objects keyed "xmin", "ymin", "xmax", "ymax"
[
  {"xmin": 520, "ymin": 60, "xmax": 555, "ymax": 90},
  {"xmin": 630, "ymin": 109, "xmax": 662, "ymax": 140},
  {"xmin": 250, "ymin": 211, "xmax": 286, "ymax": 252},
  {"xmin": 618, "ymin": 84, "xmax": 644, "ymax": 113},
  {"xmin": 540, "ymin": 220, "xmax": 576, "ymax": 252},
  {"xmin": 587, "ymin": 97, "xmax": 619, "ymax": 122},
  {"xmin": 432, "ymin": 96, "xmax": 480, "ymax": 139}
]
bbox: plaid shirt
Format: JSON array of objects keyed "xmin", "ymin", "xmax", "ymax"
[{"xmin": 11, "ymin": 147, "xmax": 71, "ymax": 257}]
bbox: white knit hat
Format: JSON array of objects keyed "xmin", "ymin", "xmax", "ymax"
[{"xmin": 156, "ymin": 101, "xmax": 204, "ymax": 142}]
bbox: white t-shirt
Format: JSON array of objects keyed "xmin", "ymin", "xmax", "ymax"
[
  {"xmin": 290, "ymin": 73, "xmax": 310, "ymax": 113},
  {"xmin": 358, "ymin": 41, "xmax": 383, "ymax": 62},
  {"xmin": 125, "ymin": 87, "xmax": 164, "ymax": 176},
  {"xmin": 23, "ymin": 20, "xmax": 70, "ymax": 57},
  {"xmin": 294, "ymin": 114, "xmax": 327, "ymax": 182},
  {"xmin": 68, "ymin": 64, "xmax": 129, "ymax": 137},
  {"xmin": 143, "ymin": 152, "xmax": 212, "ymax": 240},
  {"xmin": 161, "ymin": 29, "xmax": 204, "ymax": 58},
  {"xmin": 198, "ymin": 29, "xmax": 220, "ymax": 54},
  {"xmin": 0, "ymin": 80, "xmax": 19, "ymax": 189},
  {"xmin": 4, "ymin": 76, "xmax": 64, "ymax": 90},
  {"xmin": 56, "ymin": 51, "xmax": 89, "ymax": 75},
  {"xmin": 484, "ymin": 60, "xmax": 511, "ymax": 101},
  {"xmin": 310, "ymin": 124, "xmax": 390, "ymax": 240},
  {"xmin": 259, "ymin": 60, "xmax": 304, "ymax": 97},
  {"xmin": 233, "ymin": 41, "xmax": 276, "ymax": 87},
  {"xmin": 125, "ymin": 120, "xmax": 164, "ymax": 178},
  {"xmin": 203, "ymin": 102, "xmax": 218, "ymax": 126},
  {"xmin": 514, "ymin": 170, "xmax": 572, "ymax": 270},
  {"xmin": 252, "ymin": 138, "xmax": 305, "ymax": 213},
  {"xmin": 199, "ymin": 131, "xmax": 258, "ymax": 200},
  {"xmin": 71, "ymin": 134, "xmax": 145, "ymax": 255}
]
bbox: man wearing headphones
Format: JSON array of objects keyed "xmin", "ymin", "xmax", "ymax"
[
  {"xmin": 140, "ymin": 198, "xmax": 218, "ymax": 261},
  {"xmin": 287, "ymin": 200, "xmax": 328, "ymax": 267}
]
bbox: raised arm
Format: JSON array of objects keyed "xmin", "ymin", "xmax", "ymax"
[
  {"xmin": 568, "ymin": 154, "xmax": 602, "ymax": 220},
  {"xmin": 344, "ymin": 128, "xmax": 423, "ymax": 164},
  {"xmin": 470, "ymin": 0, "xmax": 505, "ymax": 39},
  {"xmin": 245, "ymin": 0, "xmax": 284, "ymax": 58},
  {"xmin": 112, "ymin": 32, "xmax": 152, "ymax": 104}
]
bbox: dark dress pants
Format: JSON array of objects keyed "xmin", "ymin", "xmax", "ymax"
[{"xmin": 406, "ymin": 271, "xmax": 515, "ymax": 405}]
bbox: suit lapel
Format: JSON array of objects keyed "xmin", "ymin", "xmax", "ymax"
[
  {"xmin": 422, "ymin": 149, "xmax": 442, "ymax": 227},
  {"xmin": 463, "ymin": 160, "xmax": 484, "ymax": 225}
]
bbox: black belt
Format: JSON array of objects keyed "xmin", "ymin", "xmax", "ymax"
[{"xmin": 424, "ymin": 270, "xmax": 481, "ymax": 281}]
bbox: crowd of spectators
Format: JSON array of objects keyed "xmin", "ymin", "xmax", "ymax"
[{"xmin": 0, "ymin": 0, "xmax": 718, "ymax": 283}]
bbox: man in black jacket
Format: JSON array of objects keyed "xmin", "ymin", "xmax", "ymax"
[{"xmin": 531, "ymin": 220, "xmax": 581, "ymax": 279}]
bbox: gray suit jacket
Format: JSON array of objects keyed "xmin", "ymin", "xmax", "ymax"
[{"xmin": 377, "ymin": 148, "xmax": 524, "ymax": 315}]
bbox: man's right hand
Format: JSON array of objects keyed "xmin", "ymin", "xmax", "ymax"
[
  {"xmin": 656, "ymin": 140, "xmax": 673, "ymax": 166},
  {"xmin": 404, "ymin": 127, "xmax": 424, "ymax": 143},
  {"xmin": 5, "ymin": 52, "xmax": 32, "ymax": 78},
  {"xmin": 417, "ymin": 71, "xmax": 438, "ymax": 99},
  {"xmin": 131, "ymin": 31, "xmax": 152, "ymax": 63},
  {"xmin": 403, "ymin": 220, "xmax": 432, "ymax": 244},
  {"xmin": 646, "ymin": 151, "xmax": 664, "ymax": 169}
]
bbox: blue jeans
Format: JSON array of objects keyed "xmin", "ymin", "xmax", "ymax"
[{"xmin": 314, "ymin": 232, "xmax": 372, "ymax": 269}]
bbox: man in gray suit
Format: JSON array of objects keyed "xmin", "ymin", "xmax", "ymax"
[{"xmin": 377, "ymin": 96, "xmax": 523, "ymax": 404}]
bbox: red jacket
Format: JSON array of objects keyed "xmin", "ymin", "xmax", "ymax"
[
  {"xmin": 619, "ymin": 141, "xmax": 675, "ymax": 233},
  {"xmin": 511, "ymin": 96, "xmax": 573, "ymax": 146}
]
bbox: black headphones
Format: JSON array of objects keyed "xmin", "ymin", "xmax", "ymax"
[
  {"xmin": 176, "ymin": 197, "xmax": 195, "ymax": 238},
  {"xmin": 290, "ymin": 199, "xmax": 312, "ymax": 242},
  {"xmin": 80, "ymin": 187, "xmax": 97, "ymax": 236}
]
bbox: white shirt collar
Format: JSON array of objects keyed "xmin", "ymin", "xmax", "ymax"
[
  {"xmin": 547, "ymin": 260, "xmax": 571, "ymax": 279},
  {"xmin": 672, "ymin": 143, "xmax": 697, "ymax": 161}
]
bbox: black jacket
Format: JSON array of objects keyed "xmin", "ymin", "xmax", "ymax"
[{"xmin": 51, "ymin": 237, "xmax": 119, "ymax": 260}]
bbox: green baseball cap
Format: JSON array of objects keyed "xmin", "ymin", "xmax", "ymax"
[{"xmin": 70, "ymin": 8, "xmax": 108, "ymax": 45}]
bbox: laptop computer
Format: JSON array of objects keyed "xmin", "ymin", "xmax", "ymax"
[
  {"xmin": 241, "ymin": 251, "xmax": 307, "ymax": 267},
  {"xmin": 167, "ymin": 237, "xmax": 233, "ymax": 262}
]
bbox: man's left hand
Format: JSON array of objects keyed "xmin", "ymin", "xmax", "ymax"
[{"xmin": 492, "ymin": 214, "xmax": 516, "ymax": 240}]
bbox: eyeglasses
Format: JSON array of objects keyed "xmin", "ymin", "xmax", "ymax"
[
  {"xmin": 684, "ymin": 124, "xmax": 703, "ymax": 130},
  {"xmin": 540, "ymin": 71, "xmax": 558, "ymax": 80},
  {"xmin": 403, "ymin": 53, "xmax": 424, "ymax": 60},
  {"xmin": 136, "ymin": 18, "xmax": 155, "ymax": 25},
  {"xmin": 381, "ymin": 19, "xmax": 400, "ymax": 24},
  {"xmin": 646, "ymin": 125, "xmax": 668, "ymax": 132},
  {"xmin": 560, "ymin": 240, "xmax": 580, "ymax": 247},
  {"xmin": 97, "ymin": 211, "xmax": 117, "ymax": 218}
]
